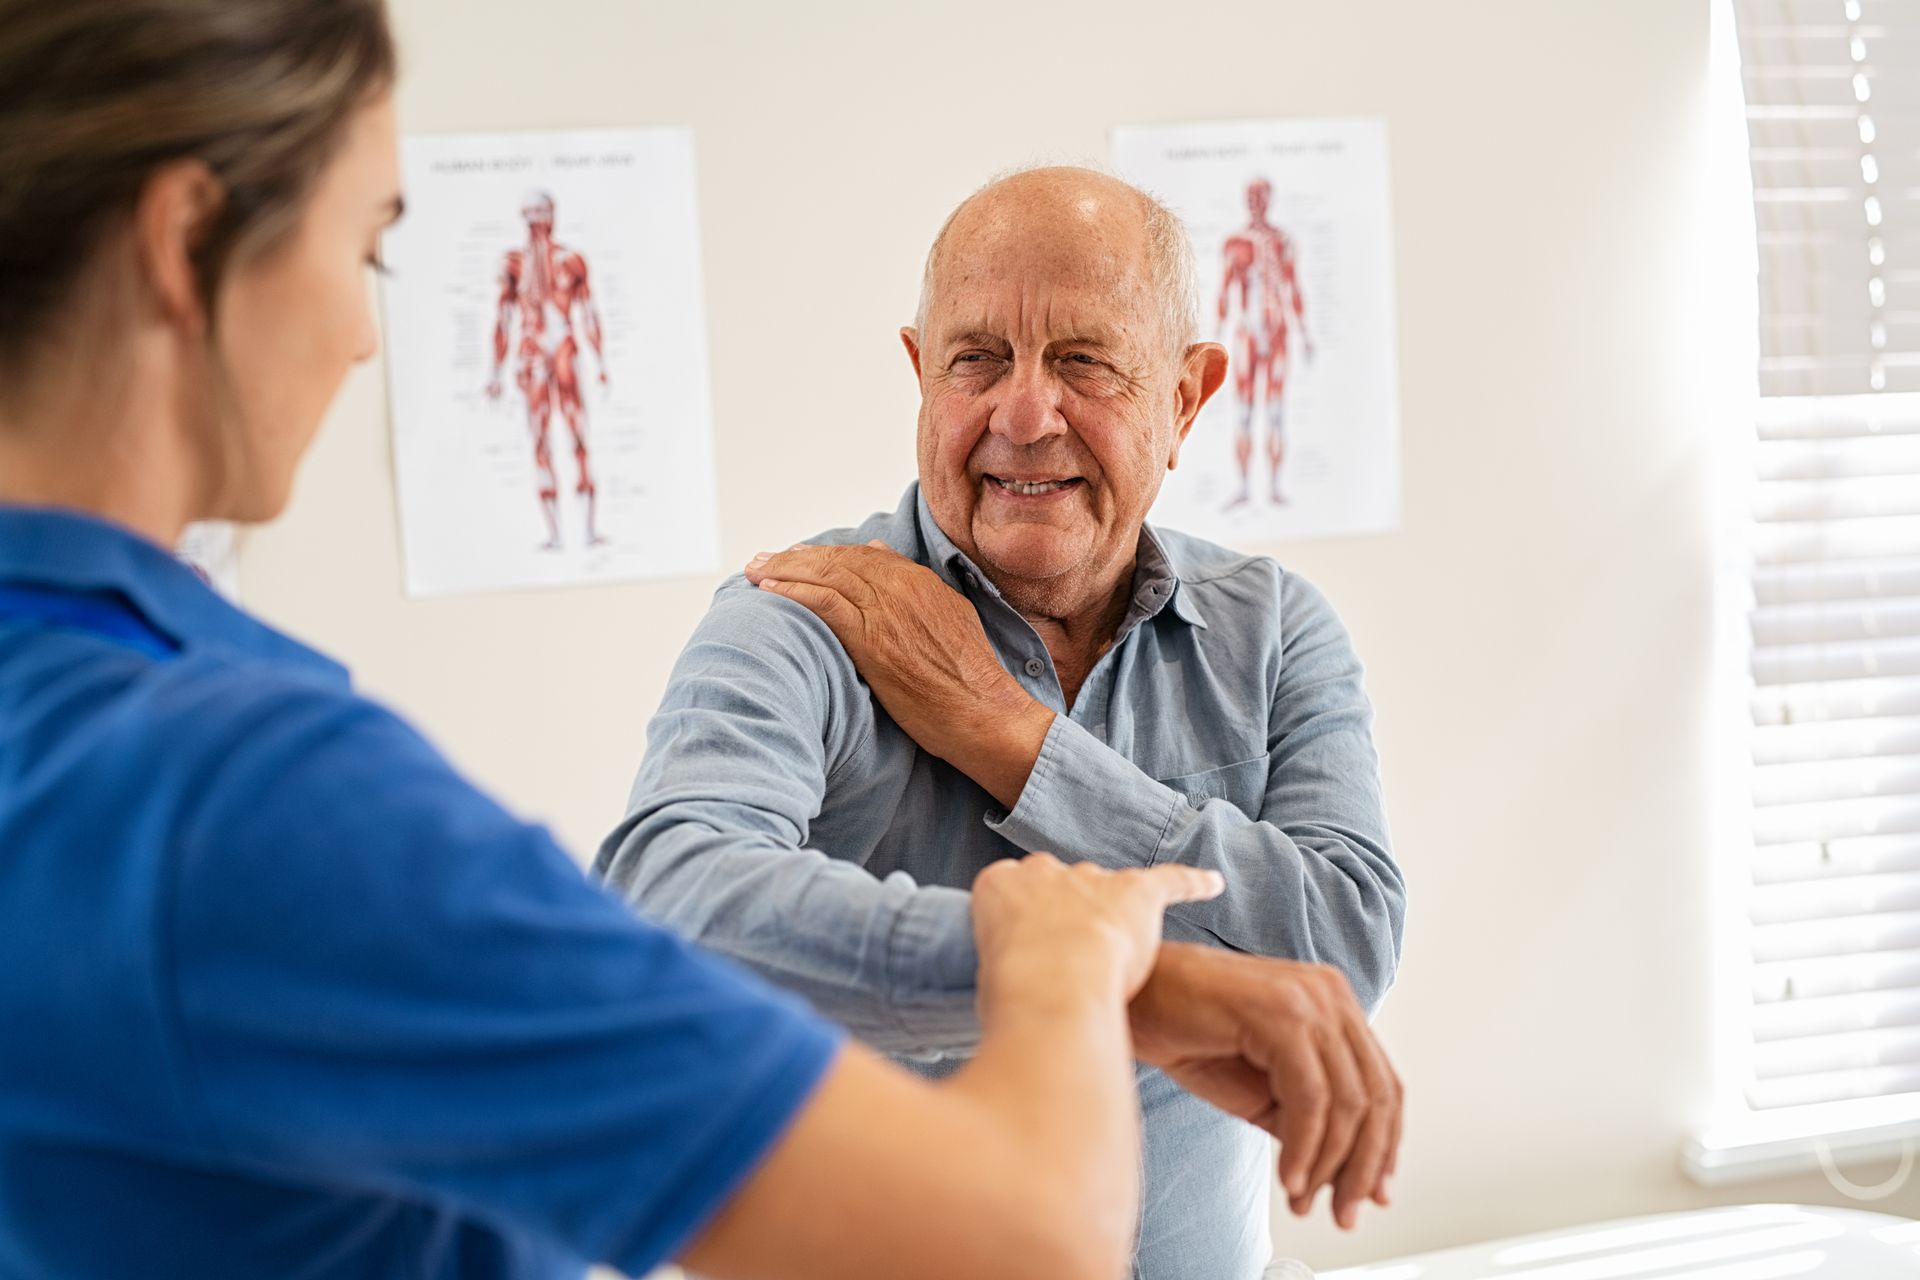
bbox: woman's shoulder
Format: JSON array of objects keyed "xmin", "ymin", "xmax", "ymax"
[{"xmin": 2, "ymin": 633, "xmax": 436, "ymax": 847}]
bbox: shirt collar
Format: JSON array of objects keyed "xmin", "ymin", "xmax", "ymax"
[
  {"xmin": 910, "ymin": 483, "xmax": 996, "ymax": 598},
  {"xmin": 907, "ymin": 483, "xmax": 1207, "ymax": 631},
  {"xmin": 1136, "ymin": 522, "xmax": 1210, "ymax": 630},
  {"xmin": 0, "ymin": 504, "xmax": 349, "ymax": 682}
]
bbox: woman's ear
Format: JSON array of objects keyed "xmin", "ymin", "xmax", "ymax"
[{"xmin": 133, "ymin": 159, "xmax": 225, "ymax": 335}]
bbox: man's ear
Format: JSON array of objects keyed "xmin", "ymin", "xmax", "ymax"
[
  {"xmin": 1167, "ymin": 341, "xmax": 1230, "ymax": 471},
  {"xmin": 134, "ymin": 158, "xmax": 225, "ymax": 336},
  {"xmin": 900, "ymin": 326, "xmax": 925, "ymax": 382}
]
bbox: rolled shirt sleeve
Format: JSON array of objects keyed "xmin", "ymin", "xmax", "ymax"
[
  {"xmin": 595, "ymin": 583, "xmax": 985, "ymax": 1055},
  {"xmin": 985, "ymin": 571, "xmax": 1406, "ymax": 1017}
]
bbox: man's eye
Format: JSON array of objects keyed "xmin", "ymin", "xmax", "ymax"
[
  {"xmin": 954, "ymin": 352, "xmax": 996, "ymax": 365},
  {"xmin": 1066, "ymin": 353, "xmax": 1101, "ymax": 366}
]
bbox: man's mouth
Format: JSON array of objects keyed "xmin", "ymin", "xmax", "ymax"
[{"xmin": 986, "ymin": 475, "xmax": 1084, "ymax": 497}]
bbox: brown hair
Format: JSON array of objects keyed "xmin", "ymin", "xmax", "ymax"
[{"xmin": 0, "ymin": 0, "xmax": 395, "ymax": 374}]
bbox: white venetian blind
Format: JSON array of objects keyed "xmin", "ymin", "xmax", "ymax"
[
  {"xmin": 1735, "ymin": 0, "xmax": 1920, "ymax": 1117},
  {"xmin": 1736, "ymin": 0, "xmax": 1920, "ymax": 395}
]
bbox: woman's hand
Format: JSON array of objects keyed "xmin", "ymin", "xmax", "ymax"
[{"xmin": 970, "ymin": 853, "xmax": 1225, "ymax": 1004}]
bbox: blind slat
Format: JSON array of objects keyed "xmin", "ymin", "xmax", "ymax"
[
  {"xmin": 1754, "ymin": 793, "xmax": 1920, "ymax": 846},
  {"xmin": 1753, "ymin": 832, "xmax": 1920, "ymax": 879},
  {"xmin": 1752, "ymin": 907, "xmax": 1920, "ymax": 964},
  {"xmin": 1754, "ymin": 944, "xmax": 1920, "ymax": 999}
]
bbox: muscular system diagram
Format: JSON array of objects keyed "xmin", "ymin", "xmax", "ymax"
[
  {"xmin": 1218, "ymin": 177, "xmax": 1314, "ymax": 508},
  {"xmin": 485, "ymin": 190, "xmax": 611, "ymax": 549}
]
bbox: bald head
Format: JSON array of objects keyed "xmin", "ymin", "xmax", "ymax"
[
  {"xmin": 913, "ymin": 166, "xmax": 1197, "ymax": 358},
  {"xmin": 901, "ymin": 164, "xmax": 1230, "ymax": 628}
]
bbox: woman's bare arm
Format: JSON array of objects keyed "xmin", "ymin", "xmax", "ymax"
[{"xmin": 679, "ymin": 857, "xmax": 1223, "ymax": 1280}]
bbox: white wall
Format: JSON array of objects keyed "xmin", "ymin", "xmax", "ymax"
[{"xmin": 236, "ymin": 0, "xmax": 1920, "ymax": 1268}]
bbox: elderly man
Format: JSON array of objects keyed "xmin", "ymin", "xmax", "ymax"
[{"xmin": 597, "ymin": 166, "xmax": 1405, "ymax": 1279}]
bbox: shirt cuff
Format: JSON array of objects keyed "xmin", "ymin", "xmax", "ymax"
[
  {"xmin": 883, "ymin": 883, "xmax": 981, "ymax": 1048},
  {"xmin": 983, "ymin": 714, "xmax": 1179, "ymax": 870}
]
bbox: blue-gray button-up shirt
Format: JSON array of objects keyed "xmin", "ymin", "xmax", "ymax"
[{"xmin": 597, "ymin": 482, "xmax": 1405, "ymax": 1279}]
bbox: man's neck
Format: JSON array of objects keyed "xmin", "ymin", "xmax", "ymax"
[{"xmin": 997, "ymin": 564, "xmax": 1136, "ymax": 708}]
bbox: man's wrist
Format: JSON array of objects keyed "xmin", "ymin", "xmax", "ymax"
[
  {"xmin": 962, "ymin": 683, "xmax": 1054, "ymax": 810},
  {"xmin": 1127, "ymin": 941, "xmax": 1227, "ymax": 1067}
]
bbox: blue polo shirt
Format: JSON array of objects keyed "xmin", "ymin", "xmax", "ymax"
[{"xmin": 0, "ymin": 505, "xmax": 843, "ymax": 1279}]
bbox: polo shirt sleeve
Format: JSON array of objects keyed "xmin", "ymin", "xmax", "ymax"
[{"xmin": 159, "ymin": 666, "xmax": 843, "ymax": 1277}]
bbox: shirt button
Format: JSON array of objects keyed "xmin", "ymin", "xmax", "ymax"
[{"xmin": 1023, "ymin": 657, "xmax": 1045, "ymax": 678}]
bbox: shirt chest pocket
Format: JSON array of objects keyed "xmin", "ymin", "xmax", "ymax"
[{"xmin": 1153, "ymin": 755, "xmax": 1269, "ymax": 820}]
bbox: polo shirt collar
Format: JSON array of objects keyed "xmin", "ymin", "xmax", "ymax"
[
  {"xmin": 0, "ymin": 504, "xmax": 348, "ymax": 681},
  {"xmin": 906, "ymin": 483, "xmax": 1207, "ymax": 630}
]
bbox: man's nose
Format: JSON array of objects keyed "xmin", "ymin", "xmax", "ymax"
[{"xmin": 987, "ymin": 359, "xmax": 1068, "ymax": 447}]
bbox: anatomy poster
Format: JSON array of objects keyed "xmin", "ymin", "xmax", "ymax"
[
  {"xmin": 380, "ymin": 128, "xmax": 721, "ymax": 597},
  {"xmin": 1113, "ymin": 118, "xmax": 1400, "ymax": 545}
]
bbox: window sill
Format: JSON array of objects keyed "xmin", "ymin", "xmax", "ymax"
[{"xmin": 1684, "ymin": 1097, "xmax": 1920, "ymax": 1186}]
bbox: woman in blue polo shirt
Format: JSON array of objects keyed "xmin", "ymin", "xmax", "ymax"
[{"xmin": 0, "ymin": 2, "xmax": 1238, "ymax": 1277}]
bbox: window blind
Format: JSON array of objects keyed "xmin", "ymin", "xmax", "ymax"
[
  {"xmin": 1736, "ymin": 0, "xmax": 1920, "ymax": 396},
  {"xmin": 1735, "ymin": 0, "xmax": 1920, "ymax": 1120}
]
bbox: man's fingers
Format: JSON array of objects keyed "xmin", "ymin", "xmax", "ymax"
[
  {"xmin": 1383, "ymin": 1091, "xmax": 1401, "ymax": 1183},
  {"xmin": 1298, "ymin": 1015, "xmax": 1366, "ymax": 1210},
  {"xmin": 1375, "ymin": 1060, "xmax": 1404, "ymax": 1201},
  {"xmin": 747, "ymin": 545, "xmax": 839, "ymax": 586},
  {"xmin": 748, "ymin": 543, "xmax": 917, "ymax": 611},
  {"xmin": 1339, "ymin": 1008, "xmax": 1402, "ymax": 1206},
  {"xmin": 749, "ymin": 541, "xmax": 903, "ymax": 580},
  {"xmin": 750, "ymin": 557, "xmax": 864, "ymax": 611},
  {"xmin": 754, "ymin": 578, "xmax": 860, "ymax": 640},
  {"xmin": 1327, "ymin": 1016, "xmax": 1396, "ymax": 1228},
  {"xmin": 1331, "ymin": 1104, "xmax": 1394, "ymax": 1226},
  {"xmin": 1270, "ymin": 1026, "xmax": 1330, "ymax": 1204}
]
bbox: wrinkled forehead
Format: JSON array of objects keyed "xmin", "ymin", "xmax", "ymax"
[{"xmin": 927, "ymin": 201, "xmax": 1158, "ymax": 345}]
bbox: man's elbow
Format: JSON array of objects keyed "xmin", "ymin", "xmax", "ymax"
[
  {"xmin": 1346, "ymin": 873, "xmax": 1406, "ymax": 1019},
  {"xmin": 594, "ymin": 813, "xmax": 712, "ymax": 931}
]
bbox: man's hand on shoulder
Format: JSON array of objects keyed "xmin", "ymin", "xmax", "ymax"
[
  {"xmin": 1129, "ymin": 941, "xmax": 1403, "ymax": 1232},
  {"xmin": 745, "ymin": 542, "xmax": 1054, "ymax": 808}
]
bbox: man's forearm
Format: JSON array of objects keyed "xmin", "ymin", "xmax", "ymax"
[
  {"xmin": 953, "ymin": 693, "xmax": 1055, "ymax": 811},
  {"xmin": 983, "ymin": 714, "xmax": 1404, "ymax": 1015},
  {"xmin": 599, "ymin": 814, "xmax": 984, "ymax": 1055}
]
